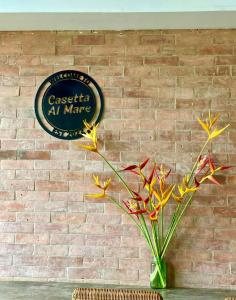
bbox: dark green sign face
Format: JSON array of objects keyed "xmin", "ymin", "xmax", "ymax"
[{"xmin": 35, "ymin": 70, "xmax": 104, "ymax": 140}]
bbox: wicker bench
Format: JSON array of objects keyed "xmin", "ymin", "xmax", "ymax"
[{"xmin": 72, "ymin": 287, "xmax": 163, "ymax": 300}]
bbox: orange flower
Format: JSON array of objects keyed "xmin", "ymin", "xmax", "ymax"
[
  {"xmin": 86, "ymin": 175, "xmax": 111, "ymax": 198},
  {"xmin": 198, "ymin": 111, "xmax": 229, "ymax": 140},
  {"xmin": 78, "ymin": 121, "xmax": 99, "ymax": 152}
]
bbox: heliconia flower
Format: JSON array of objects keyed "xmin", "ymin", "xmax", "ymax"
[
  {"xmin": 123, "ymin": 200, "xmax": 147, "ymax": 217},
  {"xmin": 79, "ymin": 121, "xmax": 99, "ymax": 152},
  {"xmin": 152, "ymin": 184, "xmax": 175, "ymax": 208},
  {"xmin": 173, "ymin": 175, "xmax": 198, "ymax": 203},
  {"xmin": 195, "ymin": 155, "xmax": 208, "ymax": 176},
  {"xmin": 197, "ymin": 111, "xmax": 230, "ymax": 140},
  {"xmin": 86, "ymin": 175, "xmax": 111, "ymax": 198},
  {"xmin": 120, "ymin": 158, "xmax": 149, "ymax": 174},
  {"xmin": 198, "ymin": 156, "xmax": 231, "ymax": 186},
  {"xmin": 149, "ymin": 207, "xmax": 161, "ymax": 221},
  {"xmin": 143, "ymin": 164, "xmax": 157, "ymax": 188}
]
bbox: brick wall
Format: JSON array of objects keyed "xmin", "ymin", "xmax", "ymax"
[{"xmin": 0, "ymin": 30, "xmax": 235, "ymax": 288}]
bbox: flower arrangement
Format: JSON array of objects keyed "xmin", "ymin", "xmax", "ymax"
[{"xmin": 79, "ymin": 113, "xmax": 230, "ymax": 289}]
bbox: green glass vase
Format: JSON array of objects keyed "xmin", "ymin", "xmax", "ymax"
[{"xmin": 150, "ymin": 258, "xmax": 167, "ymax": 289}]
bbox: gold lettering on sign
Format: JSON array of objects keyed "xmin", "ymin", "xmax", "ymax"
[
  {"xmin": 48, "ymin": 94, "xmax": 90, "ymax": 105},
  {"xmin": 48, "ymin": 106, "xmax": 60, "ymax": 116},
  {"xmin": 63, "ymin": 105, "xmax": 92, "ymax": 115},
  {"xmin": 47, "ymin": 93, "xmax": 92, "ymax": 116}
]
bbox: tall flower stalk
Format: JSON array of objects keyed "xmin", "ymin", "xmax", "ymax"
[{"xmin": 78, "ymin": 112, "xmax": 230, "ymax": 289}]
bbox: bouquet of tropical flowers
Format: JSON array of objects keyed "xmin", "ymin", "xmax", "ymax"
[{"xmin": 79, "ymin": 112, "xmax": 230, "ymax": 289}]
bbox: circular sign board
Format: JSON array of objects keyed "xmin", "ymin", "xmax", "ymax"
[{"xmin": 35, "ymin": 70, "xmax": 104, "ymax": 140}]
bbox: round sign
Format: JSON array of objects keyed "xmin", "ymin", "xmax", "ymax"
[{"xmin": 35, "ymin": 70, "xmax": 104, "ymax": 140}]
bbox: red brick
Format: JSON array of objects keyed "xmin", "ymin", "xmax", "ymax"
[
  {"xmin": 86, "ymin": 214, "xmax": 121, "ymax": 225},
  {"xmin": 8, "ymin": 55, "xmax": 40, "ymax": 66},
  {"xmin": 56, "ymin": 45, "xmax": 90, "ymax": 55},
  {"xmin": 141, "ymin": 34, "xmax": 175, "ymax": 45},
  {"xmin": 34, "ymin": 223, "xmax": 68, "ymax": 234},
  {"xmin": 16, "ymin": 266, "xmax": 65, "ymax": 278},
  {"xmin": 16, "ymin": 191, "xmax": 49, "ymax": 201},
  {"xmin": 49, "ymin": 256, "xmax": 82, "ymax": 267},
  {"xmin": 35, "ymin": 181, "xmax": 68, "ymax": 192},
  {"xmin": 16, "ymin": 212, "xmax": 50, "ymax": 223},
  {"xmin": 193, "ymin": 262, "xmax": 229, "ymax": 274},
  {"xmin": 145, "ymin": 56, "xmax": 179, "ymax": 66},
  {"xmin": 0, "ymin": 222, "xmax": 33, "ymax": 233},
  {"xmin": 35, "ymin": 140, "xmax": 68, "ymax": 150},
  {"xmin": 13, "ymin": 256, "xmax": 47, "ymax": 266},
  {"xmin": 16, "ymin": 170, "xmax": 49, "ymax": 180},
  {"xmin": 0, "ymin": 150, "xmax": 16, "ymax": 159},
  {"xmin": 73, "ymin": 34, "xmax": 105, "ymax": 45},
  {"xmin": 34, "ymin": 160, "xmax": 68, "ymax": 170},
  {"xmin": 50, "ymin": 150, "xmax": 85, "ymax": 160},
  {"xmin": 215, "ymin": 56, "xmax": 236, "ymax": 65},
  {"xmin": 50, "ymin": 171, "xmax": 82, "ymax": 181},
  {"xmin": 102, "ymin": 268, "xmax": 138, "ymax": 281},
  {"xmin": 85, "ymin": 235, "xmax": 120, "ymax": 247},
  {"xmin": 0, "ymin": 86, "xmax": 19, "ymax": 96},
  {"xmin": 0, "ymin": 212, "xmax": 16, "ymax": 222},
  {"xmin": 0, "ymin": 244, "xmax": 33, "ymax": 255},
  {"xmin": 50, "ymin": 191, "xmax": 83, "ymax": 202},
  {"xmin": 198, "ymin": 45, "xmax": 233, "ymax": 55},
  {"xmin": 0, "ymin": 180, "xmax": 34, "ymax": 191},
  {"xmin": 91, "ymin": 46, "xmax": 125, "ymax": 56},
  {"xmin": 213, "ymin": 208, "xmax": 236, "ymax": 218},
  {"xmin": 160, "ymin": 66, "xmax": 194, "ymax": 76},
  {"xmin": 68, "ymin": 267, "xmax": 100, "ymax": 279},
  {"xmin": 127, "ymin": 45, "xmax": 159, "ymax": 56},
  {"xmin": 40, "ymin": 55, "xmax": 74, "ymax": 65},
  {"xmin": 109, "ymin": 56, "xmax": 143, "ymax": 66},
  {"xmin": 179, "ymin": 55, "xmax": 214, "ymax": 66},
  {"xmin": 0, "ymin": 66, "xmax": 19, "ymax": 75},
  {"xmin": 16, "ymin": 129, "xmax": 48, "ymax": 139},
  {"xmin": 35, "ymin": 245, "xmax": 68, "ymax": 256},
  {"xmin": 105, "ymin": 247, "xmax": 139, "ymax": 258},
  {"xmin": 74, "ymin": 56, "xmax": 109, "ymax": 66},
  {"xmin": 17, "ymin": 150, "xmax": 50, "ymax": 160},
  {"xmin": 50, "ymin": 234, "xmax": 84, "ymax": 245},
  {"xmin": 105, "ymin": 33, "xmax": 140, "ymax": 46},
  {"xmin": 51, "ymin": 212, "xmax": 86, "ymax": 224},
  {"xmin": 72, "ymin": 223, "xmax": 105, "ymax": 234},
  {"xmin": 22, "ymin": 33, "xmax": 55, "ymax": 55},
  {"xmin": 19, "ymin": 66, "xmax": 53, "ymax": 76},
  {"xmin": 0, "ymin": 191, "xmax": 14, "ymax": 200},
  {"xmin": 16, "ymin": 233, "xmax": 49, "ymax": 244},
  {"xmin": 69, "ymin": 246, "xmax": 104, "ymax": 257},
  {"xmin": 0, "ymin": 255, "xmax": 12, "ymax": 266}
]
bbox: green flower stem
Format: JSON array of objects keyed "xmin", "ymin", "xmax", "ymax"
[
  {"xmin": 187, "ymin": 139, "xmax": 209, "ymax": 185},
  {"xmin": 160, "ymin": 138, "xmax": 209, "ymax": 259},
  {"xmin": 98, "ymin": 152, "xmax": 160, "ymax": 264},
  {"xmin": 108, "ymin": 196, "xmax": 143, "ymax": 232},
  {"xmin": 160, "ymin": 192, "xmax": 195, "ymax": 259},
  {"xmin": 151, "ymin": 222, "xmax": 160, "ymax": 255},
  {"xmin": 160, "ymin": 206, "xmax": 164, "ymax": 248},
  {"xmin": 98, "ymin": 152, "xmax": 134, "ymax": 198}
]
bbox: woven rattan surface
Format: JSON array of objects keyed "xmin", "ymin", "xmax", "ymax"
[{"xmin": 72, "ymin": 287, "xmax": 163, "ymax": 300}]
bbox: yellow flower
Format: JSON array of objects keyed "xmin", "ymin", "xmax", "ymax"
[
  {"xmin": 78, "ymin": 121, "xmax": 99, "ymax": 152},
  {"xmin": 86, "ymin": 175, "xmax": 111, "ymax": 199},
  {"xmin": 198, "ymin": 111, "xmax": 229, "ymax": 140},
  {"xmin": 152, "ymin": 184, "xmax": 175, "ymax": 208},
  {"xmin": 173, "ymin": 175, "xmax": 198, "ymax": 203}
]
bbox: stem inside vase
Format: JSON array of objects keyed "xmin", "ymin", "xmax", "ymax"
[{"xmin": 150, "ymin": 258, "xmax": 167, "ymax": 289}]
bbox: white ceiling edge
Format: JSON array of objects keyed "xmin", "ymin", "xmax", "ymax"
[
  {"xmin": 0, "ymin": 0, "xmax": 236, "ymax": 13},
  {"xmin": 0, "ymin": 12, "xmax": 236, "ymax": 30}
]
